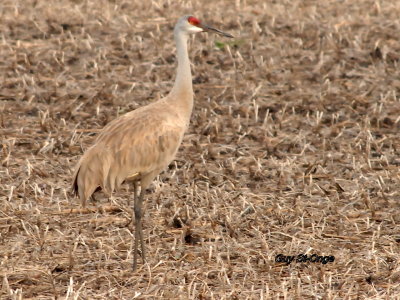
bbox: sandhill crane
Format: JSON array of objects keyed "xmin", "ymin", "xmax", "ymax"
[{"xmin": 72, "ymin": 15, "xmax": 233, "ymax": 270}]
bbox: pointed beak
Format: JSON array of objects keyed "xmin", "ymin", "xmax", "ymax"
[{"xmin": 200, "ymin": 23, "xmax": 234, "ymax": 38}]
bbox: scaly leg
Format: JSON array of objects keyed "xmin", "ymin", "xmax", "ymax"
[
  {"xmin": 133, "ymin": 181, "xmax": 146, "ymax": 270},
  {"xmin": 138, "ymin": 188, "xmax": 146, "ymax": 264}
]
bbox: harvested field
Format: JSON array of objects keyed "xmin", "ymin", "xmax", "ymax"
[{"xmin": 1, "ymin": 0, "xmax": 400, "ymax": 298}]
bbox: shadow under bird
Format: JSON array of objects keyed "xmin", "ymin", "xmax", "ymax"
[{"xmin": 72, "ymin": 15, "xmax": 233, "ymax": 270}]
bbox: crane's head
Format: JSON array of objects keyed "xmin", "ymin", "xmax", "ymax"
[{"xmin": 175, "ymin": 15, "xmax": 233, "ymax": 38}]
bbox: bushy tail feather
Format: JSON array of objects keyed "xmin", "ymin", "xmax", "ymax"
[
  {"xmin": 71, "ymin": 167, "xmax": 80, "ymax": 197},
  {"xmin": 71, "ymin": 145, "xmax": 112, "ymax": 207}
]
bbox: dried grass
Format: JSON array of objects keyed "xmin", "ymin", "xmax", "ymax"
[{"xmin": 1, "ymin": 0, "xmax": 400, "ymax": 299}]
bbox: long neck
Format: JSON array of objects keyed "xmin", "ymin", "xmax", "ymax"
[{"xmin": 169, "ymin": 29, "xmax": 193, "ymax": 116}]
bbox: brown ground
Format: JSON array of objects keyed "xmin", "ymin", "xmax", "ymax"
[{"xmin": 1, "ymin": 0, "xmax": 400, "ymax": 299}]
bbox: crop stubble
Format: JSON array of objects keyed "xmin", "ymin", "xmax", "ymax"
[{"xmin": 1, "ymin": 0, "xmax": 399, "ymax": 299}]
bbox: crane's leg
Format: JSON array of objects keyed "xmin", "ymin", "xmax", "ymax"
[
  {"xmin": 138, "ymin": 187, "xmax": 146, "ymax": 263},
  {"xmin": 133, "ymin": 181, "xmax": 146, "ymax": 270}
]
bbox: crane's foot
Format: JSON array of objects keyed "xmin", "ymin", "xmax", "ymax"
[{"xmin": 132, "ymin": 249, "xmax": 146, "ymax": 271}]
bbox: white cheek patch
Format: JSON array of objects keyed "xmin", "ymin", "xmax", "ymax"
[{"xmin": 189, "ymin": 25, "xmax": 203, "ymax": 34}]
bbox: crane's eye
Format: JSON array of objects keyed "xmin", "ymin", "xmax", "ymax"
[{"xmin": 188, "ymin": 16, "xmax": 201, "ymax": 27}]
